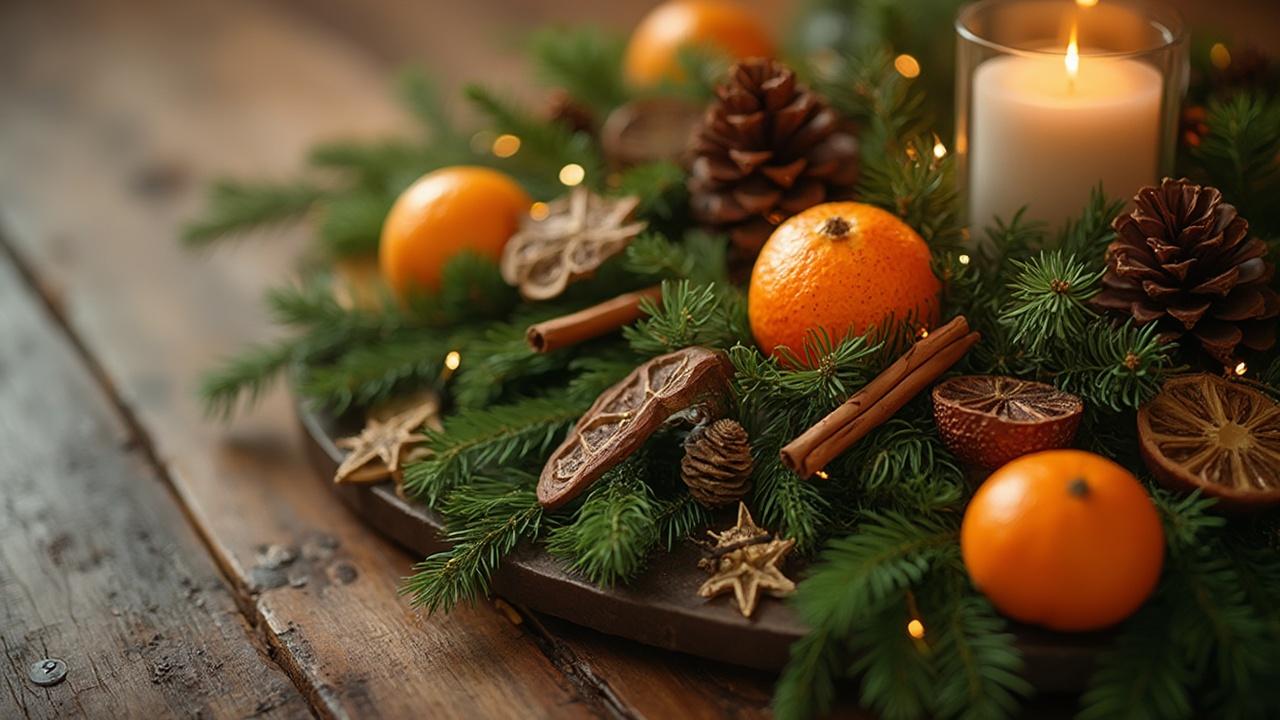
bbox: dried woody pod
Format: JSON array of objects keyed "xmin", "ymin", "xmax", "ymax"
[
  {"xmin": 538, "ymin": 347, "xmax": 735, "ymax": 510},
  {"xmin": 682, "ymin": 419, "xmax": 754, "ymax": 507}
]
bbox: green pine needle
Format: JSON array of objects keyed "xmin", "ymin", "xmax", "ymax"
[
  {"xmin": 183, "ymin": 180, "xmax": 326, "ymax": 247},
  {"xmin": 528, "ymin": 27, "xmax": 628, "ymax": 114},
  {"xmin": 401, "ymin": 472, "xmax": 543, "ymax": 613},
  {"xmin": 546, "ymin": 455, "xmax": 659, "ymax": 587},
  {"xmin": 401, "ymin": 393, "xmax": 587, "ymax": 506},
  {"xmin": 199, "ymin": 339, "xmax": 299, "ymax": 419},
  {"xmin": 624, "ymin": 279, "xmax": 747, "ymax": 355},
  {"xmin": 624, "ymin": 231, "xmax": 728, "ymax": 285},
  {"xmin": 998, "ymin": 250, "xmax": 1103, "ymax": 354}
]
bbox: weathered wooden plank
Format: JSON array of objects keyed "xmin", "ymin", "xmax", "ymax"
[
  {"xmin": 0, "ymin": 254, "xmax": 309, "ymax": 719},
  {"xmin": 0, "ymin": 0, "xmax": 605, "ymax": 717}
]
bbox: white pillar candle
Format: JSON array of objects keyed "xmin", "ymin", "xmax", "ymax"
[{"xmin": 968, "ymin": 48, "xmax": 1162, "ymax": 232}]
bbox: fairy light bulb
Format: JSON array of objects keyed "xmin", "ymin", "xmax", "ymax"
[
  {"xmin": 444, "ymin": 351, "xmax": 462, "ymax": 371},
  {"xmin": 559, "ymin": 163, "xmax": 585, "ymax": 186},
  {"xmin": 894, "ymin": 54, "xmax": 921, "ymax": 79},
  {"xmin": 907, "ymin": 619, "xmax": 925, "ymax": 639},
  {"xmin": 491, "ymin": 134, "xmax": 521, "ymax": 158}
]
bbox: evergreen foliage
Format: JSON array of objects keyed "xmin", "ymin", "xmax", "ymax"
[{"xmin": 186, "ymin": 13, "xmax": 1280, "ymax": 720}]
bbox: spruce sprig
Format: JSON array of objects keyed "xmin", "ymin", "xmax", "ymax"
[
  {"xmin": 401, "ymin": 472, "xmax": 543, "ymax": 613},
  {"xmin": 624, "ymin": 232, "xmax": 728, "ymax": 285},
  {"xmin": 624, "ymin": 279, "xmax": 747, "ymax": 355},
  {"xmin": 1053, "ymin": 321, "xmax": 1177, "ymax": 412},
  {"xmin": 528, "ymin": 26, "xmax": 628, "ymax": 114},
  {"xmin": 401, "ymin": 393, "xmax": 586, "ymax": 506},
  {"xmin": 546, "ymin": 454, "xmax": 659, "ymax": 586},
  {"xmin": 860, "ymin": 135, "xmax": 963, "ymax": 250},
  {"xmin": 998, "ymin": 250, "xmax": 1103, "ymax": 354},
  {"xmin": 183, "ymin": 180, "xmax": 327, "ymax": 247}
]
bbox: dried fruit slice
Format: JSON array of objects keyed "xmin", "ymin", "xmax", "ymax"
[
  {"xmin": 1137, "ymin": 373, "xmax": 1280, "ymax": 510},
  {"xmin": 932, "ymin": 375, "xmax": 1084, "ymax": 469},
  {"xmin": 538, "ymin": 347, "xmax": 735, "ymax": 510}
]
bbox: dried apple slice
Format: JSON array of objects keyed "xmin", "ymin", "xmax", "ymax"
[{"xmin": 1138, "ymin": 373, "xmax": 1280, "ymax": 510}]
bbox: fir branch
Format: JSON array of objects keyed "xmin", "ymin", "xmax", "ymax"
[
  {"xmin": 1192, "ymin": 92, "xmax": 1280, "ymax": 236},
  {"xmin": 834, "ymin": 418, "xmax": 966, "ymax": 513},
  {"xmin": 464, "ymin": 84, "xmax": 603, "ymax": 197},
  {"xmin": 731, "ymin": 330, "xmax": 879, "ymax": 425},
  {"xmin": 818, "ymin": 48, "xmax": 930, "ymax": 159},
  {"xmin": 614, "ymin": 161, "xmax": 690, "ymax": 224},
  {"xmin": 624, "ymin": 279, "xmax": 747, "ymax": 355},
  {"xmin": 183, "ymin": 180, "xmax": 325, "ymax": 247},
  {"xmin": 750, "ymin": 450, "xmax": 832, "ymax": 554},
  {"xmin": 449, "ymin": 315, "xmax": 572, "ymax": 409},
  {"xmin": 859, "ymin": 135, "xmax": 963, "ymax": 250},
  {"xmin": 1053, "ymin": 321, "xmax": 1178, "ymax": 412},
  {"xmin": 998, "ymin": 250, "xmax": 1103, "ymax": 354},
  {"xmin": 316, "ymin": 191, "xmax": 394, "ymax": 258},
  {"xmin": 793, "ymin": 512, "xmax": 958, "ymax": 634},
  {"xmin": 402, "ymin": 393, "xmax": 587, "ymax": 506},
  {"xmin": 773, "ymin": 630, "xmax": 845, "ymax": 720},
  {"xmin": 848, "ymin": 599, "xmax": 935, "ymax": 720},
  {"xmin": 1056, "ymin": 186, "xmax": 1124, "ymax": 260},
  {"xmin": 546, "ymin": 455, "xmax": 658, "ymax": 586},
  {"xmin": 655, "ymin": 492, "xmax": 711, "ymax": 551},
  {"xmin": 528, "ymin": 27, "xmax": 628, "ymax": 114},
  {"xmin": 624, "ymin": 231, "xmax": 728, "ymax": 285},
  {"xmin": 398, "ymin": 67, "xmax": 459, "ymax": 142},
  {"xmin": 199, "ymin": 339, "xmax": 299, "ymax": 419},
  {"xmin": 1078, "ymin": 594, "xmax": 1192, "ymax": 720},
  {"xmin": 306, "ymin": 139, "xmax": 432, "ymax": 193},
  {"xmin": 406, "ymin": 251, "xmax": 520, "ymax": 326},
  {"xmin": 565, "ymin": 352, "xmax": 642, "ymax": 403},
  {"xmin": 401, "ymin": 472, "xmax": 543, "ymax": 613},
  {"xmin": 926, "ymin": 591, "xmax": 1030, "ymax": 720},
  {"xmin": 295, "ymin": 331, "xmax": 447, "ymax": 413}
]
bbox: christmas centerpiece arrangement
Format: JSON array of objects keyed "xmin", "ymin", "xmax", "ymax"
[{"xmin": 189, "ymin": 0, "xmax": 1280, "ymax": 717}]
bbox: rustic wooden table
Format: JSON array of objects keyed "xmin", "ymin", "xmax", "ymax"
[{"xmin": 1, "ymin": 1, "xmax": 1273, "ymax": 718}]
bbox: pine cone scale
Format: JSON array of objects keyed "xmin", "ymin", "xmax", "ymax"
[
  {"xmin": 681, "ymin": 419, "xmax": 753, "ymax": 508},
  {"xmin": 1096, "ymin": 177, "xmax": 1280, "ymax": 363}
]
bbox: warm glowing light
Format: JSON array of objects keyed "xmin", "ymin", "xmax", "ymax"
[
  {"xmin": 1065, "ymin": 26, "xmax": 1080, "ymax": 81},
  {"xmin": 958, "ymin": 254, "xmax": 971, "ymax": 265},
  {"xmin": 1234, "ymin": 361, "xmax": 1248, "ymax": 376},
  {"xmin": 444, "ymin": 351, "xmax": 462, "ymax": 371},
  {"xmin": 907, "ymin": 619, "xmax": 925, "ymax": 639},
  {"xmin": 492, "ymin": 133, "xmax": 521, "ymax": 158},
  {"xmin": 1076, "ymin": 0, "xmax": 1098, "ymax": 7},
  {"xmin": 932, "ymin": 139, "xmax": 947, "ymax": 159},
  {"xmin": 917, "ymin": 327, "xmax": 930, "ymax": 340},
  {"xmin": 529, "ymin": 202, "xmax": 550, "ymax": 221},
  {"xmin": 894, "ymin": 54, "xmax": 921, "ymax": 79},
  {"xmin": 1210, "ymin": 43, "xmax": 1232, "ymax": 70},
  {"xmin": 559, "ymin": 163, "xmax": 585, "ymax": 186},
  {"xmin": 814, "ymin": 470, "xmax": 830, "ymax": 480}
]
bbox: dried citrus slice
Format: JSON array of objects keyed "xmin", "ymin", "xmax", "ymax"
[
  {"xmin": 1137, "ymin": 373, "xmax": 1280, "ymax": 510},
  {"xmin": 932, "ymin": 375, "xmax": 1084, "ymax": 469}
]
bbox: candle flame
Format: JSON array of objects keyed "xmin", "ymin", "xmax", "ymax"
[
  {"xmin": 1076, "ymin": 0, "xmax": 1098, "ymax": 7},
  {"xmin": 1065, "ymin": 26, "xmax": 1080, "ymax": 80}
]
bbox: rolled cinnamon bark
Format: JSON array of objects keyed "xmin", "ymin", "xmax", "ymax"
[
  {"xmin": 781, "ymin": 316, "xmax": 976, "ymax": 478},
  {"xmin": 526, "ymin": 286, "xmax": 663, "ymax": 353}
]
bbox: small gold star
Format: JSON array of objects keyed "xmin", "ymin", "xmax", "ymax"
[
  {"xmin": 697, "ymin": 502, "xmax": 796, "ymax": 618},
  {"xmin": 334, "ymin": 394, "xmax": 440, "ymax": 484}
]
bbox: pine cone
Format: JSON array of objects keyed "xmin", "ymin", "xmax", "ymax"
[
  {"xmin": 1094, "ymin": 178, "xmax": 1280, "ymax": 363},
  {"xmin": 682, "ymin": 419, "xmax": 753, "ymax": 508},
  {"xmin": 688, "ymin": 58, "xmax": 859, "ymax": 257}
]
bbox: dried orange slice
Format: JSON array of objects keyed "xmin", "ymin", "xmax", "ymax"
[
  {"xmin": 1137, "ymin": 373, "xmax": 1280, "ymax": 510},
  {"xmin": 932, "ymin": 375, "xmax": 1084, "ymax": 469}
]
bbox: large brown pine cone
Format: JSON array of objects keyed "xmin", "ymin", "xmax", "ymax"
[
  {"xmin": 1094, "ymin": 177, "xmax": 1280, "ymax": 363},
  {"xmin": 681, "ymin": 419, "xmax": 753, "ymax": 508},
  {"xmin": 688, "ymin": 58, "xmax": 859, "ymax": 257}
]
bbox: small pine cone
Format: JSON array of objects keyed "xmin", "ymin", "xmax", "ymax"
[
  {"xmin": 1094, "ymin": 177, "xmax": 1280, "ymax": 363},
  {"xmin": 688, "ymin": 58, "xmax": 859, "ymax": 258},
  {"xmin": 682, "ymin": 419, "xmax": 754, "ymax": 508},
  {"xmin": 546, "ymin": 89, "xmax": 596, "ymax": 137}
]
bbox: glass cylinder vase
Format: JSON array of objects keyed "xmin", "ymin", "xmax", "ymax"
[{"xmin": 955, "ymin": 0, "xmax": 1187, "ymax": 235}]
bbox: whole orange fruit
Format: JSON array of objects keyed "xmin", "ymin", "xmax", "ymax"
[
  {"xmin": 748, "ymin": 202, "xmax": 940, "ymax": 362},
  {"xmin": 624, "ymin": 0, "xmax": 774, "ymax": 87},
  {"xmin": 379, "ymin": 166, "xmax": 530, "ymax": 297},
  {"xmin": 961, "ymin": 450, "xmax": 1165, "ymax": 632}
]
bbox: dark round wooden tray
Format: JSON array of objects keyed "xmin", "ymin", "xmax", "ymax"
[{"xmin": 297, "ymin": 401, "xmax": 1105, "ymax": 692}]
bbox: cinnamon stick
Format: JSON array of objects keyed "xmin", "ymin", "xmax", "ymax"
[
  {"xmin": 526, "ymin": 286, "xmax": 663, "ymax": 353},
  {"xmin": 781, "ymin": 316, "xmax": 978, "ymax": 478}
]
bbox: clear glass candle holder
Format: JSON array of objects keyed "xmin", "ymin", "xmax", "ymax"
[{"xmin": 955, "ymin": 0, "xmax": 1187, "ymax": 235}]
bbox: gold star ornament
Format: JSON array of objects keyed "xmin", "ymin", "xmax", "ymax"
[
  {"xmin": 500, "ymin": 186, "xmax": 647, "ymax": 301},
  {"xmin": 697, "ymin": 502, "xmax": 796, "ymax": 618},
  {"xmin": 334, "ymin": 392, "xmax": 441, "ymax": 485}
]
